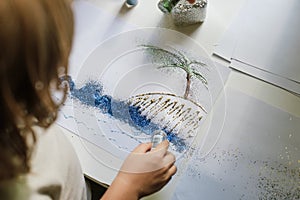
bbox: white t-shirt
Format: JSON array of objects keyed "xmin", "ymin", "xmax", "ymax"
[{"xmin": 4, "ymin": 124, "xmax": 90, "ymax": 200}]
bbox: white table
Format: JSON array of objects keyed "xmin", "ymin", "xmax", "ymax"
[{"xmin": 60, "ymin": 0, "xmax": 300, "ymax": 198}]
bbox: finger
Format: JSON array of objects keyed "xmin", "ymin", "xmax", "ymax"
[
  {"xmin": 164, "ymin": 165, "xmax": 177, "ymax": 184},
  {"xmin": 149, "ymin": 140, "xmax": 170, "ymax": 159},
  {"xmin": 151, "ymin": 140, "xmax": 169, "ymax": 152},
  {"xmin": 168, "ymin": 164, "xmax": 177, "ymax": 176},
  {"xmin": 163, "ymin": 151, "xmax": 176, "ymax": 165},
  {"xmin": 162, "ymin": 165, "xmax": 177, "ymax": 183},
  {"xmin": 132, "ymin": 142, "xmax": 152, "ymax": 153},
  {"xmin": 156, "ymin": 140, "xmax": 169, "ymax": 148},
  {"xmin": 163, "ymin": 164, "xmax": 177, "ymax": 180}
]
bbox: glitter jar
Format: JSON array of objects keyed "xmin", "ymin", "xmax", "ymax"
[
  {"xmin": 157, "ymin": 0, "xmax": 180, "ymax": 13},
  {"xmin": 171, "ymin": 0, "xmax": 208, "ymax": 26},
  {"xmin": 125, "ymin": 0, "xmax": 138, "ymax": 8},
  {"xmin": 151, "ymin": 130, "xmax": 167, "ymax": 149}
]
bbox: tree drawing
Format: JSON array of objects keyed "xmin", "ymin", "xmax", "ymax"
[{"xmin": 139, "ymin": 44, "xmax": 208, "ymax": 99}]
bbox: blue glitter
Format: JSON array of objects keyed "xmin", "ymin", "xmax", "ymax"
[
  {"xmin": 94, "ymin": 92, "xmax": 112, "ymax": 115},
  {"xmin": 61, "ymin": 76, "xmax": 187, "ymax": 152},
  {"xmin": 128, "ymin": 106, "xmax": 150, "ymax": 127},
  {"xmin": 164, "ymin": 130, "xmax": 186, "ymax": 153}
]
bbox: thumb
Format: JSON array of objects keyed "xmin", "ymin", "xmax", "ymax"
[
  {"xmin": 132, "ymin": 142, "xmax": 152, "ymax": 153},
  {"xmin": 151, "ymin": 140, "xmax": 169, "ymax": 152}
]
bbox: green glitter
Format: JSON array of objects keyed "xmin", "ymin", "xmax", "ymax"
[{"xmin": 139, "ymin": 44, "xmax": 208, "ymax": 100}]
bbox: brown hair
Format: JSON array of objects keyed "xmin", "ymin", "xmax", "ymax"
[{"xmin": 0, "ymin": 0, "xmax": 74, "ymax": 181}]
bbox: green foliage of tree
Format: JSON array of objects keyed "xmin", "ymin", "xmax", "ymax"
[{"xmin": 140, "ymin": 44, "xmax": 208, "ymax": 99}]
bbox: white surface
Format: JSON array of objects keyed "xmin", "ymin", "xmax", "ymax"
[
  {"xmin": 213, "ymin": 0, "xmax": 246, "ymax": 61},
  {"xmin": 69, "ymin": 1, "xmax": 136, "ymax": 78},
  {"xmin": 59, "ymin": 0, "xmax": 300, "ymax": 199},
  {"xmin": 233, "ymin": 0, "xmax": 300, "ymax": 83},
  {"xmin": 173, "ymin": 80, "xmax": 300, "ymax": 199},
  {"xmin": 230, "ymin": 59, "xmax": 300, "ymax": 95},
  {"xmin": 82, "ymin": 0, "xmax": 245, "ymax": 56},
  {"xmin": 72, "ymin": 27, "xmax": 225, "ymax": 158},
  {"xmin": 60, "ymin": 0, "xmax": 242, "ymax": 185},
  {"xmin": 214, "ymin": 0, "xmax": 300, "ymax": 94},
  {"xmin": 57, "ymin": 1, "xmax": 135, "ymax": 135}
]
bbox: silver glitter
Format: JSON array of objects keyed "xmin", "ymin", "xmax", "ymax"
[{"xmin": 171, "ymin": 0, "xmax": 208, "ymax": 26}]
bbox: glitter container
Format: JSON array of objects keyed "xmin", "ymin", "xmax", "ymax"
[
  {"xmin": 171, "ymin": 0, "xmax": 208, "ymax": 26},
  {"xmin": 158, "ymin": 0, "xmax": 180, "ymax": 13},
  {"xmin": 125, "ymin": 0, "xmax": 138, "ymax": 8},
  {"xmin": 151, "ymin": 130, "xmax": 167, "ymax": 149}
]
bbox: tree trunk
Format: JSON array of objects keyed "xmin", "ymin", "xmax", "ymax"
[{"xmin": 183, "ymin": 73, "xmax": 191, "ymax": 99}]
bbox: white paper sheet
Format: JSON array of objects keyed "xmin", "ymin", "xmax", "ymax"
[
  {"xmin": 230, "ymin": 59, "xmax": 300, "ymax": 95},
  {"xmin": 232, "ymin": 0, "xmax": 300, "ymax": 83},
  {"xmin": 57, "ymin": 1, "xmax": 135, "ymax": 134},
  {"xmin": 57, "ymin": 1, "xmax": 230, "ymax": 168},
  {"xmin": 213, "ymin": 0, "xmax": 248, "ymax": 62},
  {"xmin": 68, "ymin": 1, "xmax": 136, "ymax": 78},
  {"xmin": 172, "ymin": 86, "xmax": 300, "ymax": 200},
  {"xmin": 214, "ymin": 0, "xmax": 300, "ymax": 93},
  {"xmin": 64, "ymin": 27, "xmax": 230, "ymax": 168}
]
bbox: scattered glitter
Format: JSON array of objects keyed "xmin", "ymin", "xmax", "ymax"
[
  {"xmin": 256, "ymin": 161, "xmax": 300, "ymax": 199},
  {"xmin": 280, "ymin": 155, "xmax": 283, "ymax": 160},
  {"xmin": 187, "ymin": 143, "xmax": 300, "ymax": 199}
]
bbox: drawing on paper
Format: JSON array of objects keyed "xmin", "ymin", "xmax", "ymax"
[
  {"xmin": 139, "ymin": 44, "xmax": 208, "ymax": 99},
  {"xmin": 61, "ymin": 44, "xmax": 209, "ymax": 154}
]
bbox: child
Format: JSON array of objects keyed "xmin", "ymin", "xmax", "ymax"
[{"xmin": 0, "ymin": 0, "xmax": 176, "ymax": 199}]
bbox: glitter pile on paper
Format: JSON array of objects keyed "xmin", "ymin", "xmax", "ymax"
[{"xmin": 61, "ymin": 76, "xmax": 187, "ymax": 152}]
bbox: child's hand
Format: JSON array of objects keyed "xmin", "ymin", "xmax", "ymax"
[{"xmin": 101, "ymin": 141, "xmax": 177, "ymax": 200}]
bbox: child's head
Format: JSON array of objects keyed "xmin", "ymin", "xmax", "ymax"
[{"xmin": 0, "ymin": 0, "xmax": 74, "ymax": 181}]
